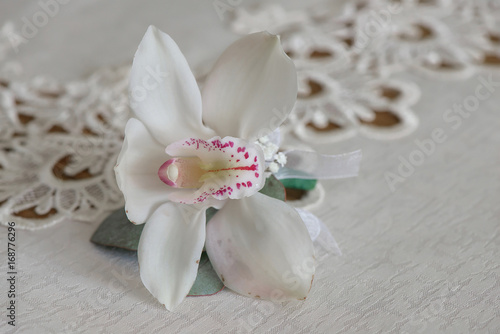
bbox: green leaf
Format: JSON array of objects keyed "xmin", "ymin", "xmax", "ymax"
[
  {"xmin": 91, "ymin": 208, "xmax": 144, "ymax": 251},
  {"xmin": 259, "ymin": 174, "xmax": 286, "ymax": 201},
  {"xmin": 205, "ymin": 206, "xmax": 218, "ymax": 222},
  {"xmin": 187, "ymin": 252, "xmax": 224, "ymax": 296},
  {"xmin": 280, "ymin": 178, "xmax": 317, "ymax": 191}
]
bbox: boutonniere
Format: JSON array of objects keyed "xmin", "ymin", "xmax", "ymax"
[{"xmin": 93, "ymin": 26, "xmax": 361, "ymax": 310}]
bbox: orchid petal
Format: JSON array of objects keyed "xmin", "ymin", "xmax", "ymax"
[
  {"xmin": 114, "ymin": 118, "xmax": 172, "ymax": 225},
  {"xmin": 202, "ymin": 32, "xmax": 297, "ymax": 141},
  {"xmin": 205, "ymin": 192, "xmax": 315, "ymax": 301},
  {"xmin": 129, "ymin": 26, "xmax": 214, "ymax": 146},
  {"xmin": 138, "ymin": 202, "xmax": 206, "ymax": 310}
]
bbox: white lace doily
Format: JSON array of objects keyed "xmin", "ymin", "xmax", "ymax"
[
  {"xmin": 230, "ymin": 0, "xmax": 500, "ymax": 144},
  {"xmin": 0, "ymin": 64, "xmax": 130, "ymax": 229},
  {"xmin": 0, "ymin": 21, "xmax": 131, "ymax": 229}
]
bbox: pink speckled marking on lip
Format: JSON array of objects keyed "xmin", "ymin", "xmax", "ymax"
[{"xmin": 181, "ymin": 138, "xmax": 235, "ymax": 151}]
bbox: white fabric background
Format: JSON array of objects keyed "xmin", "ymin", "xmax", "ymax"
[{"xmin": 1, "ymin": 1, "xmax": 499, "ymax": 333}]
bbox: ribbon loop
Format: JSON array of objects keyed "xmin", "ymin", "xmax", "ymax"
[{"xmin": 276, "ymin": 149, "xmax": 362, "ymax": 180}]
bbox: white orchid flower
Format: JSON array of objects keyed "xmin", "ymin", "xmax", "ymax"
[{"xmin": 115, "ymin": 26, "xmax": 315, "ymax": 310}]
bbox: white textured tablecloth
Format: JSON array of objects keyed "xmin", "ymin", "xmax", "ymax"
[{"xmin": 1, "ymin": 1, "xmax": 499, "ymax": 333}]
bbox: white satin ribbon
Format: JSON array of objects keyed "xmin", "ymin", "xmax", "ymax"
[
  {"xmin": 275, "ymin": 149, "xmax": 362, "ymax": 180},
  {"xmin": 296, "ymin": 208, "xmax": 342, "ymax": 257}
]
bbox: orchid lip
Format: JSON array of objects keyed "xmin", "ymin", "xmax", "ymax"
[{"xmin": 158, "ymin": 136, "xmax": 266, "ymax": 204}]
